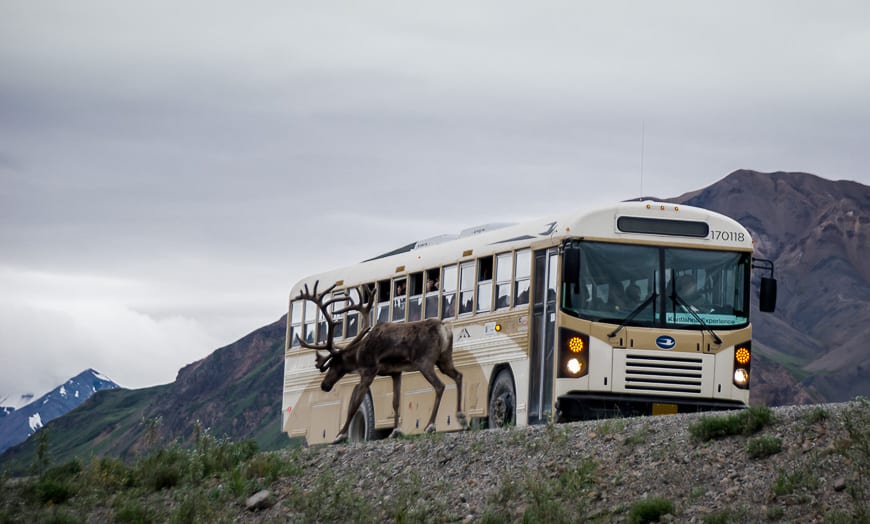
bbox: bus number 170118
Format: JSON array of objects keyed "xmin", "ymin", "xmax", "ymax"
[{"xmin": 710, "ymin": 230, "xmax": 745, "ymax": 242}]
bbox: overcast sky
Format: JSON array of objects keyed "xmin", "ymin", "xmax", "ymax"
[{"xmin": 1, "ymin": 1, "xmax": 868, "ymax": 401}]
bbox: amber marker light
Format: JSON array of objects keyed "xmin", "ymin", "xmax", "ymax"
[
  {"xmin": 735, "ymin": 347, "xmax": 750, "ymax": 365},
  {"xmin": 568, "ymin": 336, "xmax": 584, "ymax": 353},
  {"xmin": 495, "ymin": 323, "xmax": 502, "ymax": 332}
]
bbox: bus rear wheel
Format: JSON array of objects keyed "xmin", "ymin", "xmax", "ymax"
[
  {"xmin": 488, "ymin": 370, "xmax": 516, "ymax": 429},
  {"xmin": 347, "ymin": 392, "xmax": 375, "ymax": 443}
]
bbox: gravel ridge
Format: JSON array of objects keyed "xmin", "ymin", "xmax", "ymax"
[{"xmin": 251, "ymin": 401, "xmax": 867, "ymax": 523}]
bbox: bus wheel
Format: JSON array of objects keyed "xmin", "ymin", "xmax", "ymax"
[
  {"xmin": 347, "ymin": 392, "xmax": 375, "ymax": 443},
  {"xmin": 488, "ymin": 370, "xmax": 516, "ymax": 429}
]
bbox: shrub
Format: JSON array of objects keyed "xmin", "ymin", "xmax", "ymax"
[
  {"xmin": 115, "ymin": 499, "xmax": 155, "ymax": 524},
  {"xmin": 746, "ymin": 435, "xmax": 783, "ymax": 459},
  {"xmin": 804, "ymin": 406, "xmax": 829, "ymax": 424},
  {"xmin": 243, "ymin": 450, "xmax": 301, "ymax": 482},
  {"xmin": 37, "ymin": 478, "xmax": 75, "ymax": 505},
  {"xmin": 42, "ymin": 459, "xmax": 82, "ymax": 482},
  {"xmin": 82, "ymin": 456, "xmax": 132, "ymax": 491},
  {"xmin": 628, "ymin": 497, "xmax": 675, "ymax": 523},
  {"xmin": 689, "ymin": 406, "xmax": 774, "ymax": 441},
  {"xmin": 773, "ymin": 466, "xmax": 819, "ymax": 496}
]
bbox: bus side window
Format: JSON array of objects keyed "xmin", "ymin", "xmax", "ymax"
[
  {"xmin": 424, "ymin": 268, "xmax": 440, "ymax": 319},
  {"xmin": 392, "ymin": 277, "xmax": 407, "ymax": 322},
  {"xmin": 289, "ymin": 299, "xmax": 303, "ymax": 348},
  {"xmin": 515, "ymin": 248, "xmax": 531, "ymax": 306},
  {"xmin": 345, "ymin": 288, "xmax": 361, "ymax": 338},
  {"xmin": 376, "ymin": 280, "xmax": 390, "ymax": 324},
  {"xmin": 331, "ymin": 291, "xmax": 345, "ymax": 339},
  {"xmin": 459, "ymin": 261, "xmax": 474, "ymax": 315},
  {"xmin": 441, "ymin": 265, "xmax": 458, "ymax": 318},
  {"xmin": 316, "ymin": 306, "xmax": 328, "ymax": 343},
  {"xmin": 303, "ymin": 300, "xmax": 316, "ymax": 344},
  {"xmin": 408, "ymin": 272, "xmax": 423, "ymax": 321},
  {"xmin": 495, "ymin": 252, "xmax": 512, "ymax": 310},
  {"xmin": 477, "ymin": 256, "xmax": 493, "ymax": 313}
]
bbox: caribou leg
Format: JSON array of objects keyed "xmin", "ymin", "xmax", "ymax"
[
  {"xmin": 437, "ymin": 359, "xmax": 466, "ymax": 428},
  {"xmin": 417, "ymin": 365, "xmax": 445, "ymax": 433},
  {"xmin": 388, "ymin": 373, "xmax": 403, "ymax": 439},
  {"xmin": 334, "ymin": 374, "xmax": 374, "ymax": 444}
]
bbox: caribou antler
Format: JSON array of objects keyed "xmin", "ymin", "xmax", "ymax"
[
  {"xmin": 295, "ymin": 280, "xmax": 346, "ymax": 356},
  {"xmin": 296, "ymin": 281, "xmax": 377, "ymax": 372}
]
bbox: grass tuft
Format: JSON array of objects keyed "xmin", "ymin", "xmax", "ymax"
[
  {"xmin": 689, "ymin": 406, "xmax": 774, "ymax": 441},
  {"xmin": 627, "ymin": 497, "xmax": 675, "ymax": 523},
  {"xmin": 746, "ymin": 435, "xmax": 783, "ymax": 459}
]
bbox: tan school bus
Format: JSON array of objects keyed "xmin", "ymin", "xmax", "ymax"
[{"xmin": 281, "ymin": 201, "xmax": 777, "ymax": 445}]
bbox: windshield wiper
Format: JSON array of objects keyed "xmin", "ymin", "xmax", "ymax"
[
  {"xmin": 670, "ymin": 290, "xmax": 723, "ymax": 345},
  {"xmin": 607, "ymin": 292, "xmax": 657, "ymax": 339}
]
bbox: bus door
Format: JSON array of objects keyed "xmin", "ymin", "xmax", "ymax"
[{"xmin": 528, "ymin": 247, "xmax": 558, "ymax": 425}]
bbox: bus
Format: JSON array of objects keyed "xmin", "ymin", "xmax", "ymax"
[{"xmin": 281, "ymin": 201, "xmax": 777, "ymax": 445}]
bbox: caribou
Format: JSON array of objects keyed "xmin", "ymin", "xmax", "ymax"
[{"xmin": 296, "ymin": 280, "xmax": 466, "ymax": 444}]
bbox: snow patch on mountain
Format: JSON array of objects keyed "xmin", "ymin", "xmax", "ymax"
[{"xmin": 28, "ymin": 413, "xmax": 42, "ymax": 432}]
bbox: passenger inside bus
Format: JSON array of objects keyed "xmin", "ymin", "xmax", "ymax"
[{"xmin": 626, "ymin": 282, "xmax": 642, "ymax": 304}]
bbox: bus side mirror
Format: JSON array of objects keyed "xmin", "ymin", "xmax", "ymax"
[
  {"xmin": 564, "ymin": 246, "xmax": 579, "ymax": 278},
  {"xmin": 759, "ymin": 277, "xmax": 777, "ymax": 313}
]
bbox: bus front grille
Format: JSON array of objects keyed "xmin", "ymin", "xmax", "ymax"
[{"xmin": 623, "ymin": 354, "xmax": 704, "ymax": 394}]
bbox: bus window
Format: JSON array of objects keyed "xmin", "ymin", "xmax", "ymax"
[
  {"xmin": 331, "ymin": 291, "xmax": 345, "ymax": 339},
  {"xmin": 495, "ymin": 252, "xmax": 512, "ymax": 310},
  {"xmin": 441, "ymin": 265, "xmax": 458, "ymax": 318},
  {"xmin": 424, "ymin": 268, "xmax": 440, "ymax": 319},
  {"xmin": 376, "ymin": 280, "xmax": 390, "ymax": 324},
  {"xmin": 477, "ymin": 256, "xmax": 493, "ymax": 313},
  {"xmin": 393, "ymin": 277, "xmax": 407, "ymax": 322},
  {"xmin": 303, "ymin": 300, "xmax": 316, "ymax": 344},
  {"xmin": 408, "ymin": 273, "xmax": 423, "ymax": 321},
  {"xmin": 316, "ymin": 306, "xmax": 328, "ymax": 343},
  {"xmin": 289, "ymin": 300, "xmax": 303, "ymax": 348},
  {"xmin": 459, "ymin": 262, "xmax": 474, "ymax": 315},
  {"xmin": 515, "ymin": 249, "xmax": 531, "ymax": 306},
  {"xmin": 346, "ymin": 287, "xmax": 361, "ymax": 338}
]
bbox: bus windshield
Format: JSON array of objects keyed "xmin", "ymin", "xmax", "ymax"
[{"xmin": 562, "ymin": 241, "xmax": 750, "ymax": 329}]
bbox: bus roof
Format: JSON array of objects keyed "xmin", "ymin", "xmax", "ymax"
[{"xmin": 289, "ymin": 201, "xmax": 753, "ymax": 296}]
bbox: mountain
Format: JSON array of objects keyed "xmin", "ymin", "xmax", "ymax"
[
  {"xmin": 0, "ymin": 317, "xmax": 287, "ymax": 473},
  {"xmin": 671, "ymin": 170, "xmax": 870, "ymax": 402},
  {"xmin": 1, "ymin": 170, "xmax": 867, "ymax": 473},
  {"xmin": 0, "ymin": 369, "xmax": 120, "ymax": 455}
]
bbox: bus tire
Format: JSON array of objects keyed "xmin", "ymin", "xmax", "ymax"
[
  {"xmin": 347, "ymin": 392, "xmax": 375, "ymax": 443},
  {"xmin": 488, "ymin": 369, "xmax": 516, "ymax": 429}
]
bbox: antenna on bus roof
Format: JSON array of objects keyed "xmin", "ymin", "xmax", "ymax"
[{"xmin": 639, "ymin": 120, "xmax": 645, "ymax": 200}]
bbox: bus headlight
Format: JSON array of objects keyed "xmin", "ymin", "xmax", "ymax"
[
  {"xmin": 566, "ymin": 358, "xmax": 583, "ymax": 375},
  {"xmin": 733, "ymin": 368, "xmax": 749, "ymax": 386},
  {"xmin": 558, "ymin": 328, "xmax": 589, "ymax": 378}
]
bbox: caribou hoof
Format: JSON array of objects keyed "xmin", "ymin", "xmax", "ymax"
[
  {"xmin": 389, "ymin": 428, "xmax": 404, "ymax": 439},
  {"xmin": 332, "ymin": 433, "xmax": 348, "ymax": 445},
  {"xmin": 425, "ymin": 424, "xmax": 436, "ymax": 434},
  {"xmin": 456, "ymin": 412, "xmax": 468, "ymax": 429}
]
